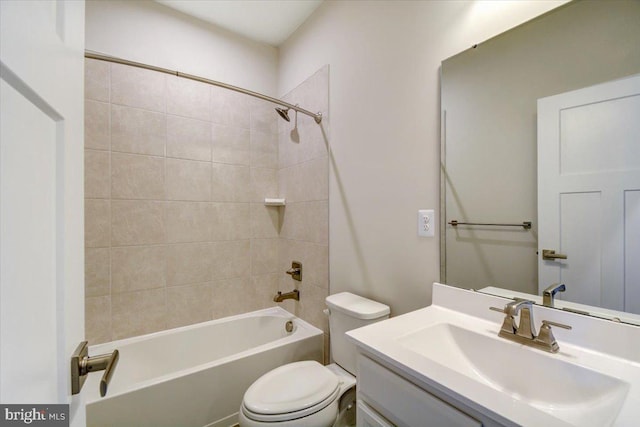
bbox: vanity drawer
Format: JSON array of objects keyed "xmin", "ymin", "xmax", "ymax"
[{"xmin": 357, "ymin": 355, "xmax": 482, "ymax": 427}]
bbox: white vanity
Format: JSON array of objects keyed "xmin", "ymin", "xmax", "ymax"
[{"xmin": 347, "ymin": 283, "xmax": 640, "ymax": 427}]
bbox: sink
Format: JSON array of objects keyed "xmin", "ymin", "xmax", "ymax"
[{"xmin": 397, "ymin": 323, "xmax": 629, "ymax": 427}]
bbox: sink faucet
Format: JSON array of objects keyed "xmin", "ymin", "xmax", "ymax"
[
  {"xmin": 542, "ymin": 283, "xmax": 566, "ymax": 307},
  {"xmin": 506, "ymin": 299, "xmax": 536, "ymax": 339},
  {"xmin": 490, "ymin": 298, "xmax": 572, "ymax": 353}
]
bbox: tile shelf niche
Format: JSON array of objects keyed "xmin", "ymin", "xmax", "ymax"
[{"xmin": 264, "ymin": 198, "xmax": 286, "ymax": 207}]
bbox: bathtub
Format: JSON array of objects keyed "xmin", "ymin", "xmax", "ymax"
[{"xmin": 85, "ymin": 307, "xmax": 323, "ymax": 427}]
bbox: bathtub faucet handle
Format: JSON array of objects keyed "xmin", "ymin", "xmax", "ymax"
[{"xmin": 285, "ymin": 261, "xmax": 302, "ymax": 281}]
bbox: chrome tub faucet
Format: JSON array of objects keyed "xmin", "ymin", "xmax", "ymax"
[{"xmin": 274, "ymin": 289, "xmax": 300, "ymax": 302}]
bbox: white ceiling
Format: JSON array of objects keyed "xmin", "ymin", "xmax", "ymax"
[{"xmin": 155, "ymin": 0, "xmax": 323, "ymax": 46}]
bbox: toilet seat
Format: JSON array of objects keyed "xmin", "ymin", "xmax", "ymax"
[{"xmin": 242, "ymin": 361, "xmax": 340, "ymax": 422}]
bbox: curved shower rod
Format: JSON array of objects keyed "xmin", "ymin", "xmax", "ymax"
[{"xmin": 84, "ymin": 50, "xmax": 323, "ymax": 124}]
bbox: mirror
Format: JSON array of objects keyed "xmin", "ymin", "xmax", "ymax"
[{"xmin": 440, "ymin": 0, "xmax": 640, "ymax": 324}]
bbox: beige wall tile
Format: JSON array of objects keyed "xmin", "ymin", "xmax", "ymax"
[
  {"xmin": 211, "ymin": 163, "xmax": 250, "ymax": 202},
  {"xmin": 85, "ymin": 100, "xmax": 110, "ymax": 150},
  {"xmin": 251, "ymin": 239, "xmax": 279, "ymax": 276},
  {"xmin": 165, "ymin": 201, "xmax": 211, "ymax": 243},
  {"xmin": 167, "ymin": 243, "xmax": 213, "ymax": 286},
  {"xmin": 210, "ymin": 86, "xmax": 250, "ymax": 128},
  {"xmin": 85, "ymin": 59, "xmax": 110, "ymax": 102},
  {"xmin": 167, "ymin": 115, "xmax": 211, "ymax": 161},
  {"xmin": 166, "ymin": 283, "xmax": 212, "ymax": 328},
  {"xmin": 167, "ymin": 76, "xmax": 210, "ymax": 121},
  {"xmin": 85, "ymin": 247, "xmax": 110, "ymax": 297},
  {"xmin": 211, "ymin": 240, "xmax": 250, "ymax": 280},
  {"xmin": 251, "ymin": 130, "xmax": 278, "ymax": 169},
  {"xmin": 111, "ymin": 63, "xmax": 165, "ymax": 113},
  {"xmin": 85, "ymin": 199, "xmax": 110, "ymax": 248},
  {"xmin": 211, "ymin": 277, "xmax": 251, "ymax": 319},
  {"xmin": 278, "ymin": 127, "xmax": 299, "ymax": 169},
  {"xmin": 211, "ymin": 124, "xmax": 250, "ymax": 165},
  {"xmin": 250, "ymin": 167, "xmax": 277, "ymax": 203},
  {"xmin": 83, "ymin": 61, "xmax": 329, "ymax": 343},
  {"xmin": 111, "ymin": 245, "xmax": 166, "ymax": 293},
  {"xmin": 299, "ymin": 282, "xmax": 329, "ymax": 333},
  {"xmin": 298, "ymin": 121, "xmax": 329, "ymax": 164},
  {"xmin": 279, "ymin": 239, "xmax": 328, "ymax": 290},
  {"xmin": 111, "ymin": 289, "xmax": 166, "ymax": 340},
  {"xmin": 250, "ymin": 274, "xmax": 280, "ymax": 311},
  {"xmin": 279, "ymin": 157, "xmax": 328, "ymax": 203},
  {"xmin": 165, "ymin": 158, "xmax": 211, "ymax": 202},
  {"xmin": 85, "ymin": 150, "xmax": 110, "ymax": 199},
  {"xmin": 211, "ymin": 202, "xmax": 250, "ymax": 241},
  {"xmin": 111, "ymin": 105, "xmax": 166, "ymax": 156},
  {"xmin": 250, "ymin": 100, "xmax": 278, "ymax": 135},
  {"xmin": 111, "ymin": 153, "xmax": 164, "ymax": 200},
  {"xmin": 280, "ymin": 201, "xmax": 327, "ymax": 244},
  {"xmin": 86, "ymin": 296, "xmax": 112, "ymax": 344},
  {"xmin": 250, "ymin": 203, "xmax": 280, "ymax": 238},
  {"xmin": 111, "ymin": 200, "xmax": 165, "ymax": 246},
  {"xmin": 304, "ymin": 243, "xmax": 329, "ymax": 289}
]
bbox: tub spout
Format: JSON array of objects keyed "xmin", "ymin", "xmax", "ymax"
[{"xmin": 274, "ymin": 289, "xmax": 300, "ymax": 302}]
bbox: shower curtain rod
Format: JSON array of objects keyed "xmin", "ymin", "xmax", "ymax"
[{"xmin": 85, "ymin": 50, "xmax": 323, "ymax": 124}]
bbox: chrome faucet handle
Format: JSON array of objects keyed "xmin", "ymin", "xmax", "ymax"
[
  {"xmin": 542, "ymin": 283, "xmax": 566, "ymax": 307},
  {"xmin": 489, "ymin": 306, "xmax": 516, "ymax": 335},
  {"xmin": 536, "ymin": 320, "xmax": 572, "ymax": 353},
  {"xmin": 541, "ymin": 320, "xmax": 572, "ymax": 330}
]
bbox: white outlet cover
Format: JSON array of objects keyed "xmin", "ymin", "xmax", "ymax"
[{"xmin": 418, "ymin": 209, "xmax": 435, "ymax": 237}]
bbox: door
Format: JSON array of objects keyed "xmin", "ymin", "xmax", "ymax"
[
  {"xmin": 538, "ymin": 74, "xmax": 640, "ymax": 313},
  {"xmin": 0, "ymin": 1, "xmax": 85, "ymax": 424}
]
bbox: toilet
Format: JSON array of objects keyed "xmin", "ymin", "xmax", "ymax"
[{"xmin": 239, "ymin": 292, "xmax": 390, "ymax": 427}]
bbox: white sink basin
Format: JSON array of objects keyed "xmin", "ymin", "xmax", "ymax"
[{"xmin": 398, "ymin": 323, "xmax": 629, "ymax": 426}]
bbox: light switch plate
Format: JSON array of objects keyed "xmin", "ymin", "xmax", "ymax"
[{"xmin": 418, "ymin": 209, "xmax": 435, "ymax": 237}]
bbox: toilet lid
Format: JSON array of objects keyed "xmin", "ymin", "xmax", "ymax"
[{"xmin": 243, "ymin": 360, "xmax": 339, "ymax": 415}]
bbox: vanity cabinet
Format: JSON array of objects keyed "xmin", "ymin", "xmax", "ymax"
[
  {"xmin": 357, "ymin": 401, "xmax": 394, "ymax": 427},
  {"xmin": 357, "ymin": 354, "xmax": 504, "ymax": 427}
]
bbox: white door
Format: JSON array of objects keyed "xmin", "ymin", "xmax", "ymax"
[
  {"xmin": 0, "ymin": 0, "xmax": 85, "ymax": 424},
  {"xmin": 538, "ymin": 74, "xmax": 640, "ymax": 313}
]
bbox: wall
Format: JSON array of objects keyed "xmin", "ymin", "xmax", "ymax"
[
  {"xmin": 442, "ymin": 0, "xmax": 640, "ymax": 295},
  {"xmin": 84, "ymin": 1, "xmax": 330, "ymax": 344},
  {"xmin": 84, "ymin": 59, "xmax": 282, "ymax": 343},
  {"xmin": 278, "ymin": 0, "xmax": 567, "ymax": 315},
  {"xmin": 277, "ymin": 66, "xmax": 330, "ymax": 352},
  {"xmin": 85, "ymin": 0, "xmax": 277, "ymax": 95}
]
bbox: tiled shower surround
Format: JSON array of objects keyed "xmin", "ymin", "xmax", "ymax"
[{"xmin": 84, "ymin": 59, "xmax": 329, "ymax": 344}]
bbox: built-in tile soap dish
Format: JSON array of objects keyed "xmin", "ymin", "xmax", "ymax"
[{"xmin": 264, "ymin": 198, "xmax": 286, "ymax": 207}]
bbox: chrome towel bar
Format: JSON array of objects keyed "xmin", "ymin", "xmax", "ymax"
[{"xmin": 448, "ymin": 220, "xmax": 532, "ymax": 229}]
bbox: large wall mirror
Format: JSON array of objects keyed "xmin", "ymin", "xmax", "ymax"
[{"xmin": 440, "ymin": 0, "xmax": 640, "ymax": 324}]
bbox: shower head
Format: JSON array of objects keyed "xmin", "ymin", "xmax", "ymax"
[{"xmin": 275, "ymin": 107, "xmax": 290, "ymax": 122}]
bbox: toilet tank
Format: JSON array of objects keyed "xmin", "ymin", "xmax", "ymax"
[{"xmin": 325, "ymin": 292, "xmax": 390, "ymax": 375}]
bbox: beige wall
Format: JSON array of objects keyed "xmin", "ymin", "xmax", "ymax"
[
  {"xmin": 84, "ymin": 1, "xmax": 330, "ymax": 344},
  {"xmin": 85, "ymin": 59, "xmax": 279, "ymax": 342},
  {"xmin": 85, "ymin": 0, "xmax": 278, "ymax": 95},
  {"xmin": 84, "ymin": 59, "xmax": 329, "ymax": 343},
  {"xmin": 278, "ymin": 0, "xmax": 567, "ymax": 315},
  {"xmin": 277, "ymin": 66, "xmax": 330, "ymax": 347}
]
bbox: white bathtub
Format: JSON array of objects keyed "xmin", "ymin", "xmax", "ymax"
[{"xmin": 85, "ymin": 307, "xmax": 324, "ymax": 427}]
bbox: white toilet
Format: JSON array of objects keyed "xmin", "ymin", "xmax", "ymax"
[{"xmin": 239, "ymin": 292, "xmax": 390, "ymax": 427}]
